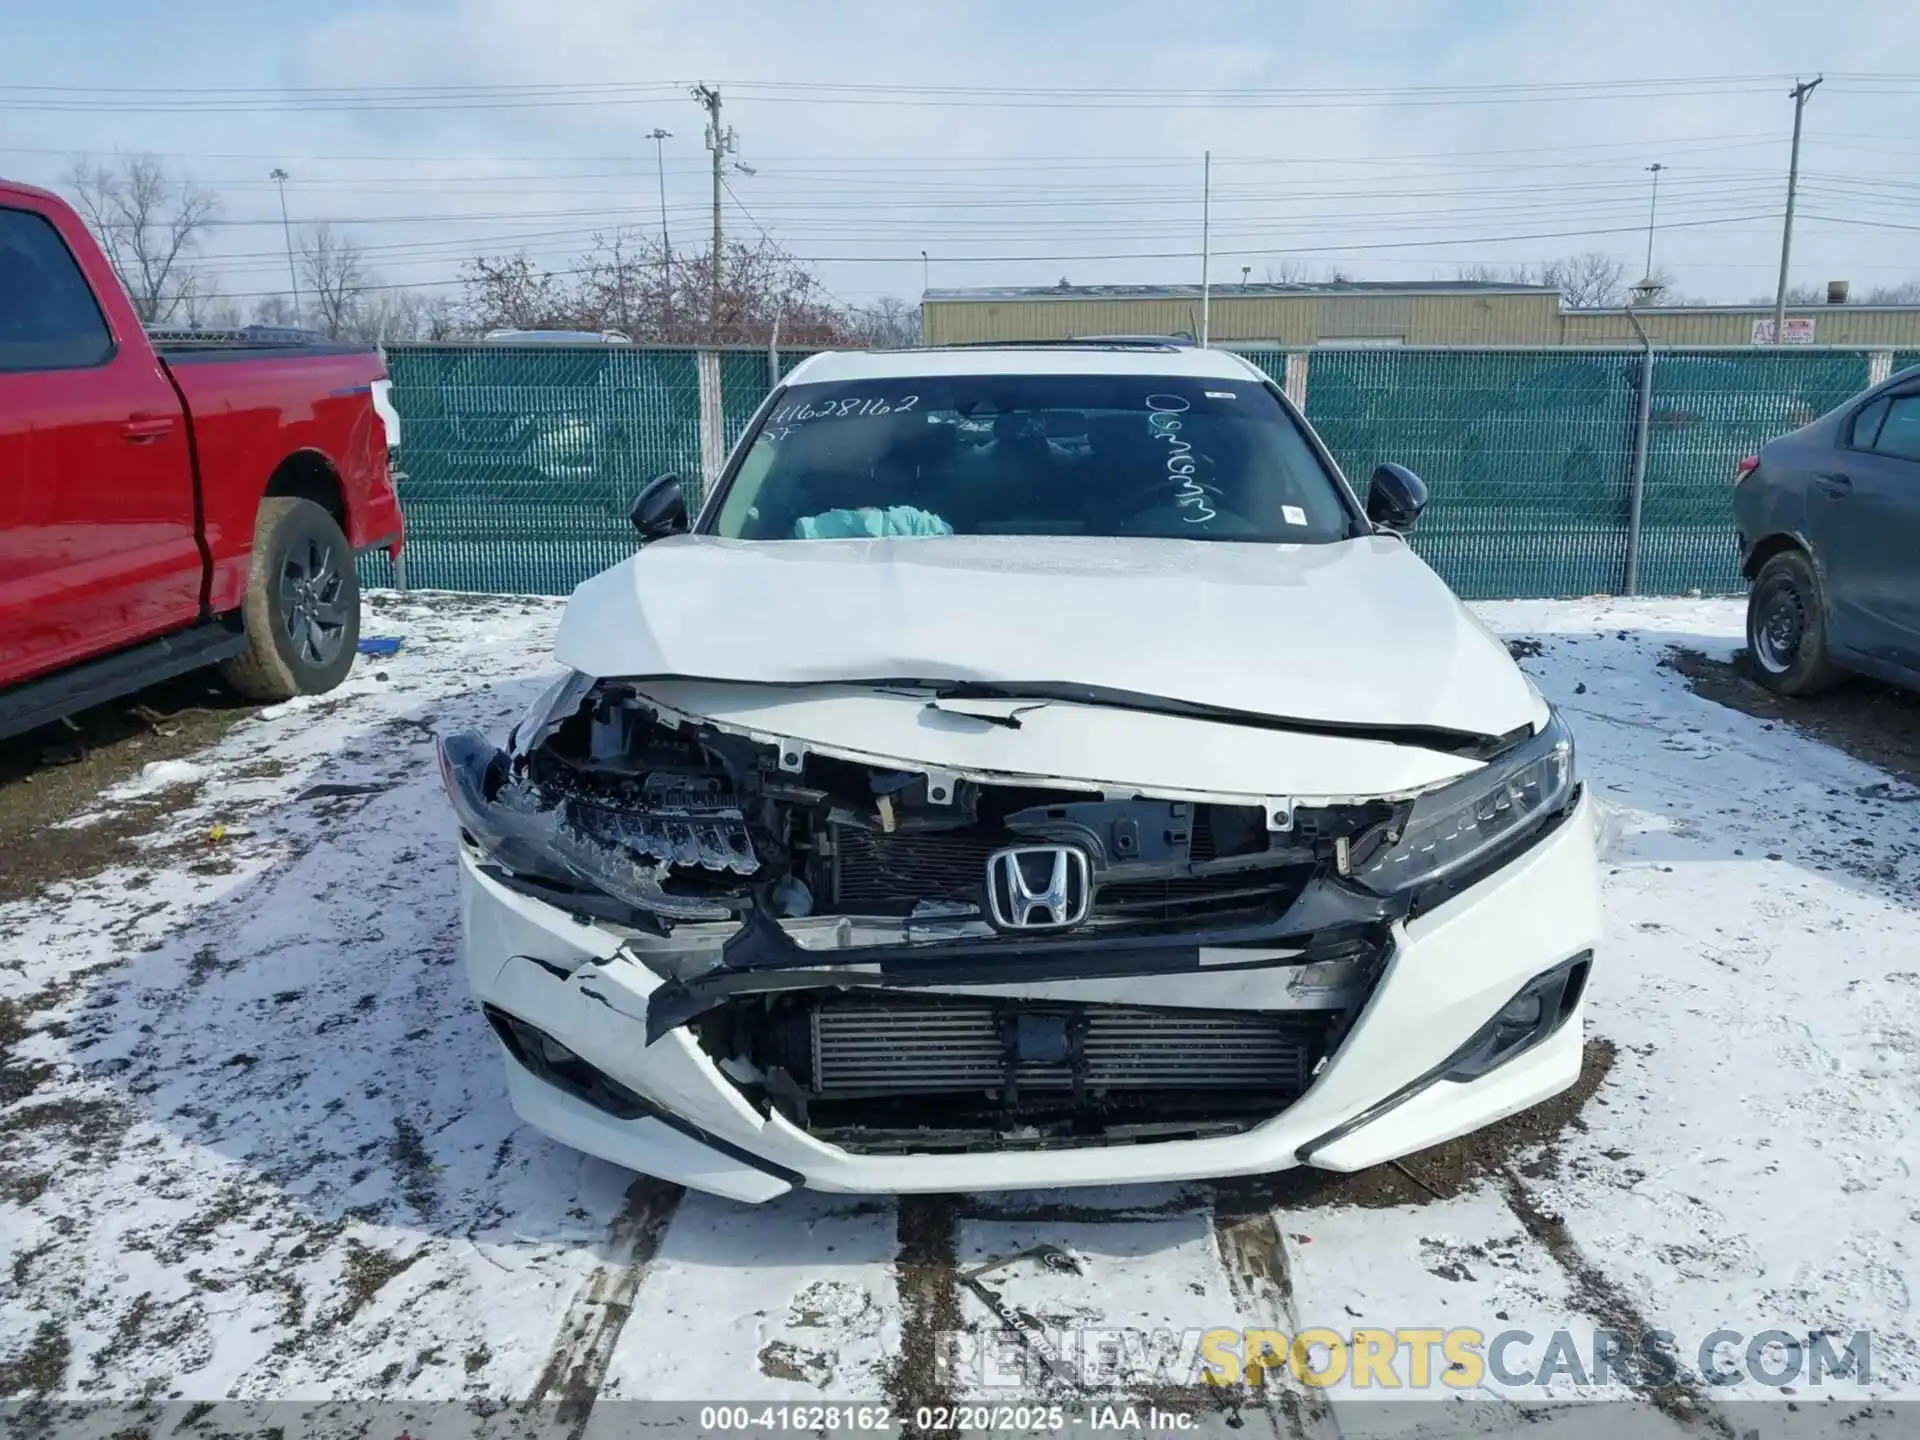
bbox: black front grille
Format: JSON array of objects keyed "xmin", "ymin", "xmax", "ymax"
[
  {"xmin": 832, "ymin": 828, "xmax": 999, "ymax": 911},
  {"xmin": 828, "ymin": 825, "xmax": 1305, "ymax": 921},
  {"xmin": 1096, "ymin": 872, "xmax": 1307, "ymax": 917}
]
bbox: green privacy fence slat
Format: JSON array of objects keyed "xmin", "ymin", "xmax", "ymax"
[
  {"xmin": 374, "ymin": 342, "xmax": 1889, "ymax": 600},
  {"xmin": 1636, "ymin": 349, "xmax": 1872, "ymax": 595},
  {"xmin": 1296, "ymin": 349, "xmax": 1635, "ymax": 600},
  {"xmin": 385, "ymin": 345, "xmax": 702, "ymax": 594},
  {"xmin": 1894, "ymin": 350, "xmax": 1920, "ymax": 377}
]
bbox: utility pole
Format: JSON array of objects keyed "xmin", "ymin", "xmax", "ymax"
[
  {"xmin": 269, "ymin": 167, "xmax": 299, "ymax": 318},
  {"xmin": 692, "ymin": 85, "xmax": 733, "ymax": 338},
  {"xmin": 1200, "ymin": 150, "xmax": 1212, "ymax": 346},
  {"xmin": 1772, "ymin": 75, "xmax": 1822, "ymax": 345},
  {"xmin": 647, "ymin": 127, "xmax": 673, "ymax": 338},
  {"xmin": 1641, "ymin": 162, "xmax": 1665, "ymax": 283}
]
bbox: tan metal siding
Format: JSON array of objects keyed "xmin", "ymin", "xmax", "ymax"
[
  {"xmin": 923, "ymin": 298, "xmax": 1208, "ymax": 344},
  {"xmin": 1400, "ymin": 293, "xmax": 1562, "ymax": 344},
  {"xmin": 927, "ymin": 291, "xmax": 1564, "ymax": 346},
  {"xmin": 923, "ymin": 294, "xmax": 1920, "ymax": 348},
  {"xmin": 1562, "ymin": 308, "xmax": 1920, "ymax": 347}
]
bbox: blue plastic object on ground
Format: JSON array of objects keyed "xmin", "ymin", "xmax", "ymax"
[{"xmin": 357, "ymin": 636, "xmax": 403, "ymax": 657}]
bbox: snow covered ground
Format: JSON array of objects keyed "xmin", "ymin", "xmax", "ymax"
[{"xmin": 2, "ymin": 591, "xmax": 1917, "ymax": 1434}]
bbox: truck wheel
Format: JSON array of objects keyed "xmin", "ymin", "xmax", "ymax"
[
  {"xmin": 1746, "ymin": 549, "xmax": 1841, "ymax": 697},
  {"xmin": 221, "ymin": 498, "xmax": 361, "ymax": 701}
]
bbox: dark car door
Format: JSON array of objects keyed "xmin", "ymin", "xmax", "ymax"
[{"xmin": 1807, "ymin": 384, "xmax": 1920, "ymax": 668}]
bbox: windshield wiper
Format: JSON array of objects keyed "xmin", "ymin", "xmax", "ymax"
[{"xmin": 923, "ymin": 680, "xmax": 1514, "ymax": 759}]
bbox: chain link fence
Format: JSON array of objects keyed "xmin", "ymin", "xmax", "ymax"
[
  {"xmin": 365, "ymin": 345, "xmax": 704, "ymax": 592},
  {"xmin": 362, "ymin": 342, "xmax": 1898, "ymax": 600}
]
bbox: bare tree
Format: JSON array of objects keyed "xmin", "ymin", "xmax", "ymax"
[
  {"xmin": 1865, "ymin": 279, "xmax": 1920, "ymax": 305},
  {"xmin": 842, "ymin": 296, "xmax": 921, "ymax": 349},
  {"xmin": 68, "ymin": 154, "xmax": 218, "ymax": 324},
  {"xmin": 250, "ymin": 292, "xmax": 301, "ymax": 329},
  {"xmin": 1458, "ymin": 253, "xmax": 1628, "ymax": 308},
  {"xmin": 1545, "ymin": 254, "xmax": 1622, "ymax": 305},
  {"xmin": 179, "ymin": 275, "xmax": 240, "ymax": 330},
  {"xmin": 1623, "ymin": 266, "xmax": 1692, "ymax": 307},
  {"xmin": 1756, "ymin": 279, "xmax": 1920, "ymax": 306},
  {"xmin": 362, "ymin": 287, "xmax": 461, "ymax": 342},
  {"xmin": 1262, "ymin": 259, "xmax": 1320, "ymax": 286},
  {"xmin": 461, "ymin": 234, "xmax": 861, "ymax": 344},
  {"xmin": 461, "ymin": 252, "xmax": 568, "ymax": 331},
  {"xmin": 300, "ymin": 223, "xmax": 370, "ymax": 339}
]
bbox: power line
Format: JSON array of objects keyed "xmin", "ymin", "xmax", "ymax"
[
  {"xmin": 186, "ymin": 209, "xmax": 1805, "ymax": 304},
  {"xmin": 11, "ymin": 71, "xmax": 1920, "ymax": 113}
]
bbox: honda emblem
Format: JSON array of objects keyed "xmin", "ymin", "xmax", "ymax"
[{"xmin": 985, "ymin": 845, "xmax": 1091, "ymax": 930}]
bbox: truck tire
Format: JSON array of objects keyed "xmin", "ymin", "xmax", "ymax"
[
  {"xmin": 221, "ymin": 498, "xmax": 361, "ymax": 701},
  {"xmin": 1745, "ymin": 549, "xmax": 1841, "ymax": 697}
]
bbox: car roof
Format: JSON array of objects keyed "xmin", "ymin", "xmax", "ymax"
[{"xmin": 781, "ymin": 345, "xmax": 1268, "ymax": 386}]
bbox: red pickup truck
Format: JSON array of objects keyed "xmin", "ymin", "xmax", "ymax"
[{"xmin": 0, "ymin": 178, "xmax": 404, "ymax": 741}]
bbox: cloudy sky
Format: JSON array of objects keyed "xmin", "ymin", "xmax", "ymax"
[{"xmin": 4, "ymin": 0, "xmax": 1918, "ymax": 314}]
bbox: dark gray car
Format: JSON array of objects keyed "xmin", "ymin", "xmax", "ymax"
[{"xmin": 1734, "ymin": 365, "xmax": 1920, "ymax": 695}]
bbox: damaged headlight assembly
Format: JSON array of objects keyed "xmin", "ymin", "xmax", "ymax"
[
  {"xmin": 1352, "ymin": 708, "xmax": 1576, "ymax": 898},
  {"xmin": 507, "ymin": 670, "xmax": 597, "ymax": 757},
  {"xmin": 440, "ymin": 672, "xmax": 752, "ymax": 926}
]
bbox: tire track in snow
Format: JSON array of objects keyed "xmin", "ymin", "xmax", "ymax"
[
  {"xmin": 528, "ymin": 1177, "xmax": 682, "ymax": 1437},
  {"xmin": 1497, "ymin": 1170, "xmax": 1729, "ymax": 1436},
  {"xmin": 1210, "ymin": 1180, "xmax": 1340, "ymax": 1439},
  {"xmin": 884, "ymin": 1194, "xmax": 964, "ymax": 1432}
]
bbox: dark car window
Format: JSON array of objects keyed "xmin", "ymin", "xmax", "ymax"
[
  {"xmin": 1869, "ymin": 393, "xmax": 1920, "ymax": 463},
  {"xmin": 1848, "ymin": 396, "xmax": 1891, "ymax": 451},
  {"xmin": 709, "ymin": 373, "xmax": 1358, "ymax": 544},
  {"xmin": 0, "ymin": 207, "xmax": 114, "ymax": 373}
]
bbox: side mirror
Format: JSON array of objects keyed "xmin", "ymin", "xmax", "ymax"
[
  {"xmin": 629, "ymin": 472, "xmax": 689, "ymax": 541},
  {"xmin": 1366, "ymin": 463, "xmax": 1428, "ymax": 533}
]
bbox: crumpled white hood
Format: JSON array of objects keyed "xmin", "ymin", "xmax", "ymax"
[{"xmin": 554, "ymin": 533, "xmax": 1536, "ymax": 738}]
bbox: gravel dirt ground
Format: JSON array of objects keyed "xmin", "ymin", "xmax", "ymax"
[{"xmin": 1, "ymin": 590, "xmax": 1916, "ymax": 1435}]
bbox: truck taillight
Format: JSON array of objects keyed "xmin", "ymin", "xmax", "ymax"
[{"xmin": 1734, "ymin": 455, "xmax": 1760, "ymax": 485}]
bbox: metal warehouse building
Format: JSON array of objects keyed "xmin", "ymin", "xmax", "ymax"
[{"xmin": 919, "ymin": 281, "xmax": 1920, "ymax": 348}]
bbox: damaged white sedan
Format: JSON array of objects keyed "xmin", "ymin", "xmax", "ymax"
[{"xmin": 438, "ymin": 343, "xmax": 1601, "ymax": 1203}]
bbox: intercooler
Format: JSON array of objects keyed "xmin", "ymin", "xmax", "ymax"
[{"xmin": 784, "ymin": 995, "xmax": 1320, "ymax": 1099}]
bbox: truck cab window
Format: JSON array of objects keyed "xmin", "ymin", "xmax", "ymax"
[{"xmin": 0, "ymin": 207, "xmax": 114, "ymax": 373}]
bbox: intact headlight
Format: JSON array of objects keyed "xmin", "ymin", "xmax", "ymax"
[{"xmin": 1355, "ymin": 709, "xmax": 1576, "ymax": 895}]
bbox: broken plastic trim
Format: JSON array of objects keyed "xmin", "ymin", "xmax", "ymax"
[
  {"xmin": 440, "ymin": 730, "xmax": 734, "ymax": 925},
  {"xmin": 639, "ymin": 883, "xmax": 1398, "ymax": 1043},
  {"xmin": 1291, "ymin": 949, "xmax": 1592, "ymax": 1166},
  {"xmin": 484, "ymin": 1003, "xmax": 805, "ymax": 1186}
]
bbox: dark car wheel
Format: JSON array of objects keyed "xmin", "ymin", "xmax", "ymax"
[
  {"xmin": 221, "ymin": 498, "xmax": 361, "ymax": 701},
  {"xmin": 1746, "ymin": 549, "xmax": 1841, "ymax": 697}
]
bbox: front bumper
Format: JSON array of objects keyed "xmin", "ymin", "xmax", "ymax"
[{"xmin": 457, "ymin": 790, "xmax": 1601, "ymax": 1202}]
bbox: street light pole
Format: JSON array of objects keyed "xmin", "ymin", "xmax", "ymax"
[
  {"xmin": 647, "ymin": 128, "xmax": 673, "ymax": 337},
  {"xmin": 269, "ymin": 167, "xmax": 299, "ymax": 318},
  {"xmin": 1200, "ymin": 150, "xmax": 1211, "ymax": 346},
  {"xmin": 1772, "ymin": 76, "xmax": 1823, "ymax": 345},
  {"xmin": 921, "ymin": 249, "xmax": 929, "ymax": 296},
  {"xmin": 1642, "ymin": 162, "xmax": 1666, "ymax": 282}
]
